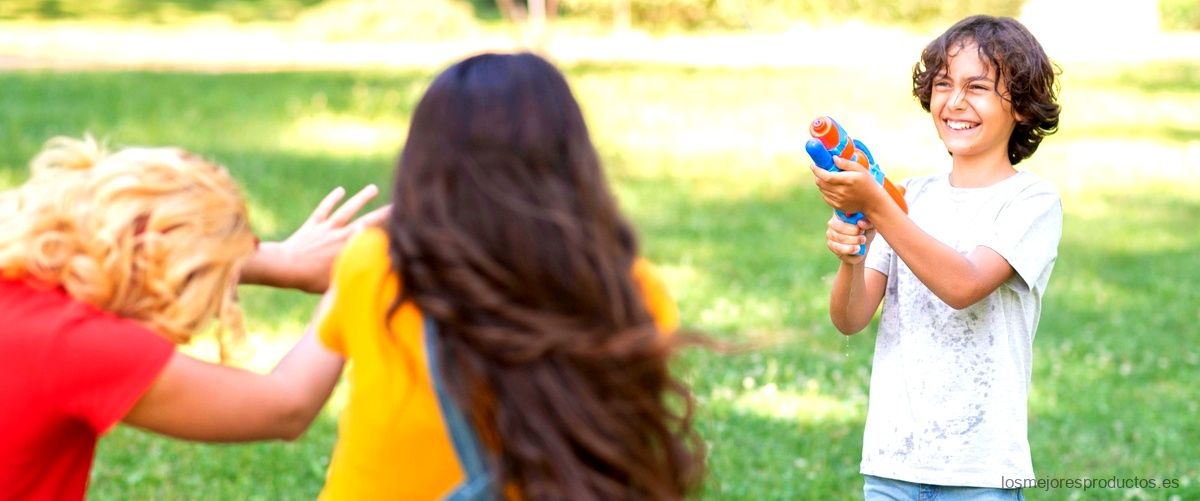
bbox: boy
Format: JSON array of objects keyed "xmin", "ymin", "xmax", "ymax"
[{"xmin": 810, "ymin": 15, "xmax": 1062, "ymax": 500}]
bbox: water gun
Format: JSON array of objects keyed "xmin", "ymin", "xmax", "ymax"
[{"xmin": 805, "ymin": 116, "xmax": 908, "ymax": 254}]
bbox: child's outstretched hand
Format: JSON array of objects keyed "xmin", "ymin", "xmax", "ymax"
[
  {"xmin": 826, "ymin": 215, "xmax": 875, "ymax": 265},
  {"xmin": 241, "ymin": 185, "xmax": 392, "ymax": 293},
  {"xmin": 809, "ymin": 155, "xmax": 885, "ymax": 215}
]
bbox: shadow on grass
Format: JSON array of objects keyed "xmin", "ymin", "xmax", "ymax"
[{"xmin": 0, "ymin": 68, "xmax": 427, "ymax": 229}]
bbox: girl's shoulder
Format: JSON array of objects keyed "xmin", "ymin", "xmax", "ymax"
[
  {"xmin": 328, "ymin": 227, "xmax": 393, "ymax": 291},
  {"xmin": 339, "ymin": 227, "xmax": 390, "ymax": 268}
]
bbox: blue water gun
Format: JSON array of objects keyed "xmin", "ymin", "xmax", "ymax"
[{"xmin": 805, "ymin": 116, "xmax": 907, "ymax": 254}]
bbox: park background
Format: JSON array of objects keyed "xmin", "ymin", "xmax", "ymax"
[{"xmin": 1, "ymin": 0, "xmax": 1197, "ymax": 499}]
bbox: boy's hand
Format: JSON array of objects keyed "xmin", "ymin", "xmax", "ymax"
[
  {"xmin": 826, "ymin": 215, "xmax": 875, "ymax": 264},
  {"xmin": 809, "ymin": 156, "xmax": 885, "ymax": 214}
]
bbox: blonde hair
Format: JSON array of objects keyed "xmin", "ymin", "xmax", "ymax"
[{"xmin": 0, "ymin": 136, "xmax": 257, "ymax": 355}]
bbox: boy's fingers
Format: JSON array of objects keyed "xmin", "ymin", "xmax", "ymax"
[
  {"xmin": 810, "ymin": 164, "xmax": 835, "ymax": 182},
  {"xmin": 828, "ymin": 240, "xmax": 859, "ymax": 257},
  {"xmin": 829, "ymin": 216, "xmax": 861, "ymax": 235},
  {"xmin": 812, "ymin": 164, "xmax": 860, "ymax": 187},
  {"xmin": 832, "ymin": 155, "xmax": 869, "ymax": 173},
  {"xmin": 827, "ymin": 227, "xmax": 864, "ymax": 247},
  {"xmin": 831, "ymin": 223, "xmax": 860, "ymax": 238}
]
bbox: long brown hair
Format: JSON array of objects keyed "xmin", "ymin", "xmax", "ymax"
[{"xmin": 387, "ymin": 53, "xmax": 705, "ymax": 499}]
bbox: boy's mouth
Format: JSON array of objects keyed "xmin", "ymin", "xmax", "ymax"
[{"xmin": 944, "ymin": 119, "xmax": 979, "ymax": 131}]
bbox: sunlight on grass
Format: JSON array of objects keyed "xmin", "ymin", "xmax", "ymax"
[
  {"xmin": 178, "ymin": 320, "xmax": 308, "ymax": 370},
  {"xmin": 651, "ymin": 261, "xmax": 702, "ymax": 291},
  {"xmin": 282, "ymin": 113, "xmax": 407, "ymax": 154},
  {"xmin": 1059, "ymin": 184, "xmax": 1197, "ymax": 253},
  {"xmin": 245, "ymin": 199, "xmax": 283, "ymax": 237},
  {"xmin": 1036, "ymin": 139, "xmax": 1200, "ymax": 200},
  {"xmin": 728, "ymin": 381, "xmax": 862, "ymax": 424},
  {"xmin": 699, "ymin": 295, "xmax": 798, "ymax": 332},
  {"xmin": 0, "ymin": 168, "xmax": 24, "ymax": 189}
]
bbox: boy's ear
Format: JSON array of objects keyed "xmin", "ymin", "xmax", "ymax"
[{"xmin": 1009, "ymin": 97, "xmax": 1025, "ymax": 123}]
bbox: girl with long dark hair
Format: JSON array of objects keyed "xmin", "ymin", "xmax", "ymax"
[{"xmin": 315, "ymin": 52, "xmax": 706, "ymax": 500}]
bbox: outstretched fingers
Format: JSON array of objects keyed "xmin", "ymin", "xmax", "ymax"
[
  {"xmin": 354, "ymin": 204, "xmax": 392, "ymax": 230},
  {"xmin": 327, "ymin": 184, "xmax": 381, "ymax": 227},
  {"xmin": 308, "ymin": 186, "xmax": 348, "ymax": 224}
]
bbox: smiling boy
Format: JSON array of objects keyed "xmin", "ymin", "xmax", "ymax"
[{"xmin": 809, "ymin": 15, "xmax": 1063, "ymax": 500}]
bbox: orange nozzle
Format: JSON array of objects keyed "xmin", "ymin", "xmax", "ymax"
[{"xmin": 810, "ymin": 116, "xmax": 842, "ymax": 150}]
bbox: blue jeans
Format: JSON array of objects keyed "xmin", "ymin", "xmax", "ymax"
[{"xmin": 864, "ymin": 475, "xmax": 1025, "ymax": 501}]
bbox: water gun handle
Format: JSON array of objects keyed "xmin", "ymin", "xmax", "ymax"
[
  {"xmin": 806, "ymin": 141, "xmax": 866, "ymax": 223},
  {"xmin": 806, "ymin": 141, "xmax": 868, "ymax": 255}
]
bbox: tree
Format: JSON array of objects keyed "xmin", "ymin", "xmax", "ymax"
[{"xmin": 495, "ymin": 0, "xmax": 559, "ymax": 47}]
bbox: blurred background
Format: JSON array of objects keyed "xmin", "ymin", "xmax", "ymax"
[{"xmin": 1, "ymin": 1, "xmax": 1197, "ymax": 499}]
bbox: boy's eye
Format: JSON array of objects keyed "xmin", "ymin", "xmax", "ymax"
[
  {"xmin": 970, "ymin": 84, "xmax": 990, "ymax": 91},
  {"xmin": 934, "ymin": 81, "xmax": 951, "ymax": 88}
]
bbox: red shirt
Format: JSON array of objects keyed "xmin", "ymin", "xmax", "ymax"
[{"xmin": 0, "ymin": 278, "xmax": 174, "ymax": 501}]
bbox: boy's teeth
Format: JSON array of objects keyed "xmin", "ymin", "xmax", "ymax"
[{"xmin": 947, "ymin": 120, "xmax": 976, "ymax": 130}]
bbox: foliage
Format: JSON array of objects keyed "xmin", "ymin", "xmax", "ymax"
[
  {"xmin": 0, "ymin": 0, "xmax": 1031, "ymax": 32},
  {"xmin": 0, "ymin": 0, "xmax": 325, "ymax": 22},
  {"xmin": 1161, "ymin": 0, "xmax": 1200, "ymax": 31},
  {"xmin": 557, "ymin": 0, "xmax": 1027, "ymax": 30},
  {"xmin": 293, "ymin": 0, "xmax": 479, "ymax": 41}
]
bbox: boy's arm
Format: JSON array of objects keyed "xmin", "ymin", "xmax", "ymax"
[
  {"xmin": 122, "ymin": 291, "xmax": 342, "ymax": 442},
  {"xmin": 825, "ymin": 216, "xmax": 887, "ymax": 334},
  {"xmin": 865, "ymin": 203, "xmax": 1013, "ymax": 309},
  {"xmin": 240, "ymin": 185, "xmax": 390, "ymax": 293},
  {"xmin": 812, "ymin": 158, "xmax": 1013, "ymax": 310},
  {"xmin": 830, "ymin": 262, "xmax": 888, "ymax": 334}
]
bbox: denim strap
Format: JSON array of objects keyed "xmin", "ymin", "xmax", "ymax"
[{"xmin": 424, "ymin": 316, "xmax": 495, "ymax": 501}]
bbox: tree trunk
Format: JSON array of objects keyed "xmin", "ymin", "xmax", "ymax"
[
  {"xmin": 614, "ymin": 0, "xmax": 631, "ymax": 31},
  {"xmin": 496, "ymin": 0, "xmax": 526, "ymax": 22}
]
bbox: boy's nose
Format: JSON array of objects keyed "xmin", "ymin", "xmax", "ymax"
[{"xmin": 949, "ymin": 87, "xmax": 968, "ymax": 110}]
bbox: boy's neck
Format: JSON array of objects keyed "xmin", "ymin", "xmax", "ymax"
[{"xmin": 949, "ymin": 154, "xmax": 1016, "ymax": 188}]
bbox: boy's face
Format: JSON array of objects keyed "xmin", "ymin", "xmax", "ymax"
[{"xmin": 929, "ymin": 41, "xmax": 1019, "ymax": 165}]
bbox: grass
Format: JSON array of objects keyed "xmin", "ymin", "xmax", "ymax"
[{"xmin": 1, "ymin": 58, "xmax": 1198, "ymax": 500}]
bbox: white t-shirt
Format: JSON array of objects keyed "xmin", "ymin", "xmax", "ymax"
[{"xmin": 860, "ymin": 170, "xmax": 1063, "ymax": 488}]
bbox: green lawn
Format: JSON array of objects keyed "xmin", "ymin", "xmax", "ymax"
[{"xmin": 1, "ymin": 59, "xmax": 1197, "ymax": 500}]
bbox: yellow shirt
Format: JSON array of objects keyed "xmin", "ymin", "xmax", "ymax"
[{"xmin": 317, "ymin": 228, "xmax": 679, "ymax": 500}]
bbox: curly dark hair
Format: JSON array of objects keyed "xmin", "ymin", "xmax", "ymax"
[
  {"xmin": 912, "ymin": 15, "xmax": 1061, "ymax": 165},
  {"xmin": 387, "ymin": 52, "xmax": 705, "ymax": 500}
]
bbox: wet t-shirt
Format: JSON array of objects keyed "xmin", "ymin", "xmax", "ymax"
[{"xmin": 861, "ymin": 171, "xmax": 1062, "ymax": 488}]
